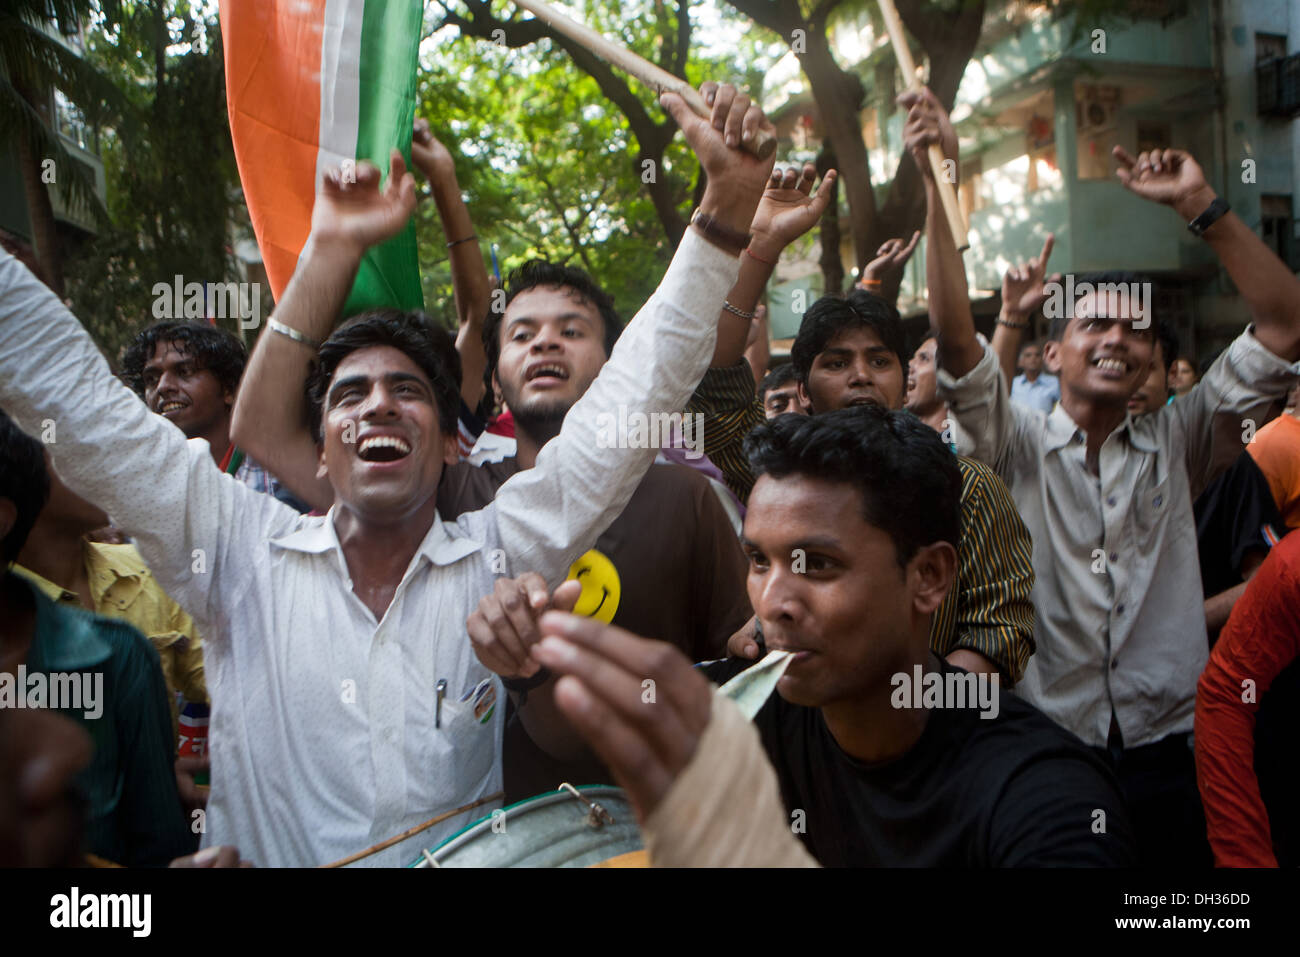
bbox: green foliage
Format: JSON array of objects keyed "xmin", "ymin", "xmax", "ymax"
[
  {"xmin": 416, "ymin": 0, "xmax": 769, "ymax": 325},
  {"xmin": 63, "ymin": 1, "xmax": 240, "ymax": 361}
]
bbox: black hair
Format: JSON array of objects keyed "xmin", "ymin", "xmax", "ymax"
[
  {"xmin": 1154, "ymin": 320, "xmax": 1180, "ymax": 375},
  {"xmin": 0, "ymin": 409, "xmax": 50, "ymax": 564},
  {"xmin": 120, "ymin": 320, "xmax": 248, "ymax": 397},
  {"xmin": 305, "ymin": 310, "xmax": 462, "ymax": 441},
  {"xmin": 760, "ymin": 362, "xmax": 799, "ymax": 400},
  {"xmin": 482, "ymin": 260, "xmax": 623, "ymax": 380},
  {"xmin": 791, "ymin": 291, "xmax": 907, "ymax": 385},
  {"xmin": 744, "ymin": 404, "xmax": 961, "ymax": 569},
  {"xmin": 1047, "ymin": 271, "xmax": 1150, "ymax": 342}
]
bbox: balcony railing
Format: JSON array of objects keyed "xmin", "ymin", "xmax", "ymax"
[{"xmin": 1257, "ymin": 53, "xmax": 1300, "ymax": 118}]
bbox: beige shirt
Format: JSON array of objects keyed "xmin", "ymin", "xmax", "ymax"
[{"xmin": 938, "ymin": 331, "xmax": 1299, "ymax": 748}]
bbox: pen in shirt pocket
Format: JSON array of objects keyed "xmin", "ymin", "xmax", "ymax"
[{"xmin": 435, "ymin": 678, "xmax": 447, "ymax": 729}]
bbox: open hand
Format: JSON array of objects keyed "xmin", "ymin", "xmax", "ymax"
[
  {"xmin": 748, "ymin": 163, "xmax": 838, "ymax": 262},
  {"xmin": 310, "ymin": 149, "xmax": 418, "ymax": 259},
  {"xmin": 863, "ymin": 231, "xmax": 921, "ymax": 282},
  {"xmin": 411, "ymin": 118, "xmax": 455, "ymax": 183}
]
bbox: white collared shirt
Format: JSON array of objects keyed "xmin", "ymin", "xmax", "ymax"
[
  {"xmin": 939, "ymin": 332, "xmax": 1299, "ymax": 748},
  {"xmin": 0, "ymin": 231, "xmax": 738, "ymax": 866}
]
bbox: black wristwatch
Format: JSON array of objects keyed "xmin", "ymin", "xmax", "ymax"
[{"xmin": 1187, "ymin": 196, "xmax": 1230, "ymax": 237}]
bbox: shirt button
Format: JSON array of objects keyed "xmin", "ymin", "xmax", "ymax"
[
  {"xmin": 1106, "ymin": 496, "xmax": 1116, "ymax": 507},
  {"xmin": 1153, "ymin": 494, "xmax": 1163, "ymax": 508},
  {"xmin": 1116, "ymin": 604, "xmax": 1125, "ymax": 615},
  {"xmin": 1111, "ymin": 658, "xmax": 1119, "ymax": 670},
  {"xmin": 1109, "ymin": 552, "xmax": 1117, "ymax": 563}
]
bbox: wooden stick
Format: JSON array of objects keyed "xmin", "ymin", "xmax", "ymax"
[
  {"xmin": 876, "ymin": 0, "xmax": 969, "ymax": 251},
  {"xmin": 512, "ymin": 0, "xmax": 776, "ymax": 159},
  {"xmin": 318, "ymin": 791, "xmax": 504, "ymax": 868}
]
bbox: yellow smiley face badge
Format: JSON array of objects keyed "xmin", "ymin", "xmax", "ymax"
[{"xmin": 565, "ymin": 549, "xmax": 621, "ymax": 624}]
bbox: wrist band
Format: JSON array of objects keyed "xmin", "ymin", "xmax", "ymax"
[
  {"xmin": 996, "ymin": 316, "xmax": 1029, "ymax": 330},
  {"xmin": 1187, "ymin": 197, "xmax": 1229, "ymax": 237},
  {"xmin": 446, "ymin": 234, "xmax": 478, "ymax": 248},
  {"xmin": 745, "ymin": 246, "xmax": 778, "ymax": 267},
  {"xmin": 723, "ymin": 301, "xmax": 758, "ymax": 320},
  {"xmin": 856, "ymin": 278, "xmax": 883, "ymax": 291},
  {"xmin": 268, "ymin": 318, "xmax": 323, "ymax": 350},
  {"xmin": 501, "ymin": 667, "xmax": 551, "ymax": 694},
  {"xmin": 690, "ymin": 208, "xmax": 752, "ymax": 255}
]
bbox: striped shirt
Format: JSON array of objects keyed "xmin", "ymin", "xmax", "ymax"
[{"xmin": 686, "ymin": 361, "xmax": 1036, "ymax": 682}]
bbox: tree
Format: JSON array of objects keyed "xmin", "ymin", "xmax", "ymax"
[
  {"xmin": 63, "ymin": 1, "xmax": 240, "ymax": 359},
  {"xmin": 724, "ymin": 0, "xmax": 986, "ymax": 300},
  {"xmin": 0, "ymin": 0, "xmax": 129, "ymax": 295}
]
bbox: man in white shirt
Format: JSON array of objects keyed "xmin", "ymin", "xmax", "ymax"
[
  {"xmin": 904, "ymin": 86, "xmax": 1300, "ymax": 865},
  {"xmin": 0, "ymin": 84, "xmax": 774, "ymax": 866}
]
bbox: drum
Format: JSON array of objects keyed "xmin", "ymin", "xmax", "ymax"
[{"xmin": 408, "ymin": 785, "xmax": 644, "ymax": 868}]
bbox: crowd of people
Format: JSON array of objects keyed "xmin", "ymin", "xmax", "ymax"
[{"xmin": 1, "ymin": 78, "xmax": 1298, "ymax": 869}]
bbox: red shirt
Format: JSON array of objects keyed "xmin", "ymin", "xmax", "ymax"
[{"xmin": 1195, "ymin": 530, "xmax": 1300, "ymax": 867}]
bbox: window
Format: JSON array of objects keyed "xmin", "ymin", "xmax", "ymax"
[
  {"xmin": 1261, "ymin": 195, "xmax": 1297, "ymax": 270},
  {"xmin": 1257, "ymin": 33, "xmax": 1287, "ymax": 63}
]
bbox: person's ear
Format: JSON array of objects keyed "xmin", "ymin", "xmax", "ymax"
[
  {"xmin": 315, "ymin": 434, "xmax": 328, "ymax": 481},
  {"xmin": 795, "ymin": 378, "xmax": 812, "ymax": 413},
  {"xmin": 1042, "ymin": 340, "xmax": 1062, "ymax": 375},
  {"xmin": 442, "ymin": 429, "xmax": 459, "ymax": 467},
  {"xmin": 909, "ymin": 541, "xmax": 957, "ymax": 617}
]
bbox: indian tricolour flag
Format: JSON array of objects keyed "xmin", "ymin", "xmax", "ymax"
[{"xmin": 219, "ymin": 0, "xmax": 425, "ymax": 315}]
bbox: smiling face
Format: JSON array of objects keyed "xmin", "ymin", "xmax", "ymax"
[
  {"xmin": 141, "ymin": 342, "xmax": 235, "ymax": 439},
  {"xmin": 495, "ymin": 286, "xmax": 608, "ymax": 441},
  {"xmin": 905, "ymin": 337, "xmax": 940, "ymax": 413},
  {"xmin": 741, "ymin": 473, "xmax": 933, "ymax": 709},
  {"xmin": 1045, "ymin": 289, "xmax": 1156, "ymax": 408},
  {"xmin": 798, "ymin": 326, "xmax": 906, "ymax": 414},
  {"xmin": 317, "ymin": 345, "xmax": 456, "ymax": 522}
]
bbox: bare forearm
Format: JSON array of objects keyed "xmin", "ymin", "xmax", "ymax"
[
  {"xmin": 713, "ymin": 250, "xmax": 773, "ymax": 367},
  {"xmin": 231, "ymin": 237, "xmax": 360, "ymax": 511},
  {"xmin": 1205, "ymin": 581, "xmax": 1249, "ymax": 633},
  {"xmin": 744, "ymin": 311, "xmax": 770, "ymax": 387},
  {"xmin": 1177, "ymin": 188, "xmax": 1300, "ymax": 360},
  {"xmin": 991, "ymin": 312, "xmax": 1026, "ymax": 387},
  {"xmin": 925, "ymin": 181, "xmax": 983, "ymax": 377}
]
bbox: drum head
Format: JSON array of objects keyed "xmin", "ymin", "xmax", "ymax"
[{"xmin": 410, "ymin": 786, "xmax": 642, "ymax": 868}]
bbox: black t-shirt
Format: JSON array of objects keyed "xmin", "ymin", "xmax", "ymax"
[
  {"xmin": 1195, "ymin": 451, "xmax": 1283, "ymax": 601},
  {"xmin": 701, "ymin": 658, "xmax": 1136, "ymax": 867},
  {"xmin": 438, "ymin": 457, "xmax": 752, "ymax": 802}
]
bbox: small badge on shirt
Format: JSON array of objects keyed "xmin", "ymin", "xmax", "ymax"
[{"xmin": 461, "ymin": 676, "xmax": 497, "ymax": 724}]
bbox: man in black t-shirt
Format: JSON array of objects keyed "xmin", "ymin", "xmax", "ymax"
[{"xmin": 511, "ymin": 407, "xmax": 1137, "ymax": 865}]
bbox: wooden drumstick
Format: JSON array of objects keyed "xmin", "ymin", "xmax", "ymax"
[
  {"xmin": 876, "ymin": 0, "xmax": 969, "ymax": 251},
  {"xmin": 512, "ymin": 0, "xmax": 777, "ymax": 159}
]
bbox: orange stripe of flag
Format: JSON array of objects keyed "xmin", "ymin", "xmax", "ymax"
[{"xmin": 220, "ymin": 0, "xmax": 329, "ymax": 300}]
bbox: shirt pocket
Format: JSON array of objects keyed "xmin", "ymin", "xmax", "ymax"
[
  {"xmin": 432, "ymin": 676, "xmax": 499, "ymax": 789},
  {"xmin": 1133, "ymin": 474, "xmax": 1173, "ymax": 542}
]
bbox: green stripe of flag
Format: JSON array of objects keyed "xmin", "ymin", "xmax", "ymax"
[{"xmin": 344, "ymin": 0, "xmax": 426, "ymax": 318}]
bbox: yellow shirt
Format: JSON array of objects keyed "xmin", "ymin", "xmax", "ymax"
[{"xmin": 14, "ymin": 541, "xmax": 207, "ymax": 739}]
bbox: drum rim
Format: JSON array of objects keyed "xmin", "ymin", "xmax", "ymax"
[{"xmin": 407, "ymin": 784, "xmax": 628, "ymax": 868}]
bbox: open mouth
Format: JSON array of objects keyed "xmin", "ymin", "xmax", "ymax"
[
  {"xmin": 1091, "ymin": 356, "xmax": 1129, "ymax": 375},
  {"xmin": 526, "ymin": 364, "xmax": 570, "ymax": 385},
  {"xmin": 159, "ymin": 400, "xmax": 187, "ymax": 415},
  {"xmin": 846, "ymin": 395, "xmax": 879, "ymax": 408},
  {"xmin": 357, "ymin": 435, "xmax": 412, "ymax": 463}
]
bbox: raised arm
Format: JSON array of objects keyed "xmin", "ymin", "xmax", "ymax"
[
  {"xmin": 488, "ymin": 84, "xmax": 770, "ymax": 584},
  {"xmin": 991, "ymin": 235, "xmax": 1058, "ymax": 386},
  {"xmin": 1115, "ymin": 147, "xmax": 1300, "ymax": 361},
  {"xmin": 900, "ymin": 88, "xmax": 981, "ymax": 379},
  {"xmin": 230, "ymin": 152, "xmax": 419, "ymax": 512},
  {"xmin": 413, "ymin": 119, "xmax": 492, "ymax": 410},
  {"xmin": 904, "ymin": 88, "xmax": 1022, "ymax": 471}
]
